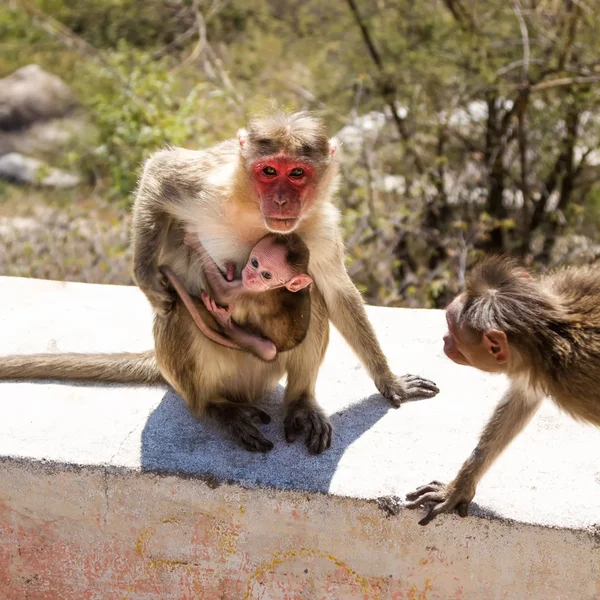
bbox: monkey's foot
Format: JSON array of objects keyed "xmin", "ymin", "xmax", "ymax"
[
  {"xmin": 405, "ymin": 480, "xmax": 474, "ymax": 526},
  {"xmin": 376, "ymin": 373, "xmax": 440, "ymax": 407},
  {"xmin": 284, "ymin": 398, "xmax": 332, "ymax": 455},
  {"xmin": 208, "ymin": 403, "xmax": 274, "ymax": 453}
]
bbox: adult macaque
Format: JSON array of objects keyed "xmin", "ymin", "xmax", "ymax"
[
  {"xmin": 0, "ymin": 110, "xmax": 439, "ymax": 453},
  {"xmin": 406, "ymin": 256, "xmax": 600, "ymax": 525},
  {"xmin": 161, "ymin": 232, "xmax": 313, "ymax": 362}
]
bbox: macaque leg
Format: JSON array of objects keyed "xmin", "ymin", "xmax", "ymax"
[
  {"xmin": 155, "ymin": 306, "xmax": 274, "ymax": 452},
  {"xmin": 283, "ymin": 295, "xmax": 332, "ymax": 454},
  {"xmin": 406, "ymin": 384, "xmax": 543, "ymax": 525},
  {"xmin": 163, "ymin": 359, "xmax": 274, "ymax": 452},
  {"xmin": 206, "ymin": 399, "xmax": 274, "ymax": 453},
  {"xmin": 201, "ymin": 292, "xmax": 277, "ymax": 362}
]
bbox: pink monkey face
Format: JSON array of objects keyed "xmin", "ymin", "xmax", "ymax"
[
  {"xmin": 242, "ymin": 238, "xmax": 312, "ymax": 293},
  {"xmin": 251, "ymin": 157, "xmax": 317, "ymax": 233}
]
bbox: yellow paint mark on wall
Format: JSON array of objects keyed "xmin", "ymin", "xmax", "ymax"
[
  {"xmin": 245, "ymin": 547, "xmax": 380, "ymax": 600},
  {"xmin": 407, "ymin": 578, "xmax": 433, "ymax": 600},
  {"xmin": 123, "ymin": 511, "xmax": 242, "ymax": 600}
]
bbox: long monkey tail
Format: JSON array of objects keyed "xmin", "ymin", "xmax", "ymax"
[{"xmin": 0, "ymin": 350, "xmax": 164, "ymax": 385}]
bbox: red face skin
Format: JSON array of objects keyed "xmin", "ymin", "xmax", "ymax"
[
  {"xmin": 241, "ymin": 237, "xmax": 312, "ymax": 293},
  {"xmin": 251, "ymin": 156, "xmax": 316, "ymax": 233},
  {"xmin": 443, "ymin": 294, "xmax": 510, "ymax": 373}
]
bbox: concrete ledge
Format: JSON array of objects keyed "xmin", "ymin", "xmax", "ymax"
[{"xmin": 0, "ymin": 276, "xmax": 599, "ymax": 599}]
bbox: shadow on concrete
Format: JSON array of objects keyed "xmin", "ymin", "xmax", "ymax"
[{"xmin": 140, "ymin": 385, "xmax": 392, "ymax": 495}]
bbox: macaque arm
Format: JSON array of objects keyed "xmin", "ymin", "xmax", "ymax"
[
  {"xmin": 200, "ymin": 293, "xmax": 276, "ymax": 362},
  {"xmin": 160, "ymin": 266, "xmax": 242, "ymax": 352},
  {"xmin": 131, "ymin": 152, "xmax": 192, "ymax": 313},
  {"xmin": 183, "ymin": 232, "xmax": 242, "ymax": 304},
  {"xmin": 310, "ymin": 235, "xmax": 439, "ymax": 405},
  {"xmin": 406, "ymin": 383, "xmax": 543, "ymax": 525}
]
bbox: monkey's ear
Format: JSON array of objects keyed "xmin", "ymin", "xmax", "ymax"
[
  {"xmin": 328, "ymin": 138, "xmax": 338, "ymax": 156},
  {"xmin": 237, "ymin": 128, "xmax": 248, "ymax": 148},
  {"xmin": 519, "ymin": 271, "xmax": 532, "ymax": 281},
  {"xmin": 286, "ymin": 274, "xmax": 313, "ymax": 293},
  {"xmin": 483, "ymin": 329, "xmax": 510, "ymax": 364}
]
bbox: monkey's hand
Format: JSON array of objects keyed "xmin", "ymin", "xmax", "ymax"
[
  {"xmin": 225, "ymin": 262, "xmax": 235, "ymax": 281},
  {"xmin": 375, "ymin": 373, "xmax": 440, "ymax": 408},
  {"xmin": 201, "ymin": 291, "xmax": 233, "ymax": 329},
  {"xmin": 284, "ymin": 397, "xmax": 332, "ymax": 455},
  {"xmin": 405, "ymin": 479, "xmax": 475, "ymax": 526},
  {"xmin": 143, "ymin": 269, "xmax": 177, "ymax": 316}
]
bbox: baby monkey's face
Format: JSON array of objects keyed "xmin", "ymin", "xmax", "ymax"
[
  {"xmin": 443, "ymin": 294, "xmax": 509, "ymax": 374},
  {"xmin": 241, "ymin": 239, "xmax": 292, "ymax": 292}
]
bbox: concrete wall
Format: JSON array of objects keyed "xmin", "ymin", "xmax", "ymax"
[
  {"xmin": 2, "ymin": 460, "xmax": 599, "ymax": 600},
  {"xmin": 0, "ymin": 277, "xmax": 599, "ymax": 599}
]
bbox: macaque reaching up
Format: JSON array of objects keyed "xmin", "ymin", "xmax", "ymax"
[
  {"xmin": 160, "ymin": 232, "xmax": 313, "ymax": 362},
  {"xmin": 0, "ymin": 110, "xmax": 439, "ymax": 454},
  {"xmin": 406, "ymin": 256, "xmax": 600, "ymax": 525}
]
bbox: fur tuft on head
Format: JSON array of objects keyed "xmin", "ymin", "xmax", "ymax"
[
  {"xmin": 242, "ymin": 107, "xmax": 332, "ymax": 165},
  {"xmin": 460, "ymin": 256, "xmax": 569, "ymax": 361},
  {"xmin": 269, "ymin": 233, "xmax": 310, "ymax": 275}
]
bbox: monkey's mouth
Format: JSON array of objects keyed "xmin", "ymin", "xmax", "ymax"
[{"xmin": 264, "ymin": 217, "xmax": 299, "ymax": 232}]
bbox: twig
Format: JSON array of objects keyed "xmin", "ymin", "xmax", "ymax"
[
  {"xmin": 172, "ymin": 0, "xmax": 207, "ymax": 72},
  {"xmin": 204, "ymin": 43, "xmax": 243, "ymax": 104},
  {"xmin": 152, "ymin": 26, "xmax": 198, "ymax": 60},
  {"xmin": 512, "ymin": 0, "xmax": 530, "ymax": 80},
  {"xmin": 344, "ymin": 0, "xmax": 425, "ymax": 174},
  {"xmin": 345, "ymin": 0, "xmax": 383, "ymax": 69},
  {"xmin": 529, "ymin": 74, "xmax": 600, "ymax": 91},
  {"xmin": 152, "ymin": 0, "xmax": 223, "ymax": 61}
]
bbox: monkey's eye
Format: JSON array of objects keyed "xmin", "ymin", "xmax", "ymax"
[
  {"xmin": 289, "ymin": 168, "xmax": 305, "ymax": 178},
  {"xmin": 262, "ymin": 272, "xmax": 272, "ymax": 280},
  {"xmin": 251, "ymin": 258, "xmax": 259, "ymax": 268},
  {"xmin": 262, "ymin": 166, "xmax": 277, "ymax": 176}
]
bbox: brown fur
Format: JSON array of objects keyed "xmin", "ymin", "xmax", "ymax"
[
  {"xmin": 177, "ymin": 232, "xmax": 312, "ymax": 358},
  {"xmin": 231, "ymin": 282, "xmax": 311, "ymax": 353},
  {"xmin": 0, "ymin": 109, "xmax": 439, "ymax": 454},
  {"xmin": 407, "ymin": 256, "xmax": 600, "ymax": 524}
]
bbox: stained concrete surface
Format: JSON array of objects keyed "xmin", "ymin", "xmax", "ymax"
[
  {"xmin": 0, "ymin": 276, "xmax": 598, "ymax": 599},
  {"xmin": 0, "ymin": 275, "xmax": 598, "ymax": 528}
]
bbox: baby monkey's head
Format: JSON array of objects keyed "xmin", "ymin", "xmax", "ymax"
[{"xmin": 242, "ymin": 233, "xmax": 312, "ymax": 293}]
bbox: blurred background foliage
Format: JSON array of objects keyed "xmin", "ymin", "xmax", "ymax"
[{"xmin": 1, "ymin": 0, "xmax": 599, "ymax": 307}]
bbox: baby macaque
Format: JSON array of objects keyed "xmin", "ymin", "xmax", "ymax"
[
  {"xmin": 406, "ymin": 256, "xmax": 600, "ymax": 525},
  {"xmin": 162, "ymin": 232, "xmax": 313, "ymax": 362}
]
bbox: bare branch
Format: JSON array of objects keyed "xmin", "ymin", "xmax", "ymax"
[
  {"xmin": 172, "ymin": 0, "xmax": 207, "ymax": 72},
  {"xmin": 512, "ymin": 1, "xmax": 530, "ymax": 80},
  {"xmin": 345, "ymin": 0, "xmax": 383, "ymax": 70},
  {"xmin": 344, "ymin": 0, "xmax": 425, "ymax": 173},
  {"xmin": 152, "ymin": 25, "xmax": 197, "ymax": 60},
  {"xmin": 204, "ymin": 43, "xmax": 243, "ymax": 104},
  {"xmin": 530, "ymin": 74, "xmax": 600, "ymax": 92},
  {"xmin": 496, "ymin": 58, "xmax": 543, "ymax": 79}
]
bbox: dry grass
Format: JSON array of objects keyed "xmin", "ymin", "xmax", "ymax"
[{"xmin": 0, "ymin": 184, "xmax": 133, "ymax": 285}]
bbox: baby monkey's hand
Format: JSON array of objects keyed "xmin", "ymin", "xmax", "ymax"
[{"xmin": 201, "ymin": 291, "xmax": 233, "ymax": 329}]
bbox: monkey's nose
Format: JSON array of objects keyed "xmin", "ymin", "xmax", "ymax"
[{"xmin": 273, "ymin": 195, "xmax": 287, "ymax": 207}]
